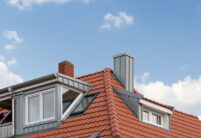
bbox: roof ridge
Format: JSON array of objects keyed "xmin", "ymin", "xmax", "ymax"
[
  {"xmin": 103, "ymin": 68, "xmax": 121, "ymax": 137},
  {"xmin": 76, "ymin": 69, "xmax": 107, "ymax": 79}
]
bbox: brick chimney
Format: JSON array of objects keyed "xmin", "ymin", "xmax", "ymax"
[{"xmin": 58, "ymin": 61, "xmax": 74, "ymax": 78}]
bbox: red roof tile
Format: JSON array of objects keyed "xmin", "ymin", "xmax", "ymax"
[{"xmin": 24, "ymin": 68, "xmax": 201, "ymax": 138}]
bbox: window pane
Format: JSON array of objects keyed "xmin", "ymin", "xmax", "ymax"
[
  {"xmin": 73, "ymin": 96, "xmax": 93, "ymax": 113},
  {"xmin": 28, "ymin": 95, "xmax": 40, "ymax": 122},
  {"xmin": 143, "ymin": 111, "xmax": 149, "ymax": 121},
  {"xmin": 43, "ymin": 91, "xmax": 55, "ymax": 119},
  {"xmin": 157, "ymin": 115, "xmax": 161, "ymax": 125},
  {"xmin": 152, "ymin": 114, "xmax": 161, "ymax": 125},
  {"xmin": 62, "ymin": 87, "xmax": 79, "ymax": 114},
  {"xmin": 152, "ymin": 114, "xmax": 157, "ymax": 124}
]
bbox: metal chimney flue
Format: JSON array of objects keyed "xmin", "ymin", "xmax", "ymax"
[{"xmin": 113, "ymin": 52, "xmax": 134, "ymax": 92}]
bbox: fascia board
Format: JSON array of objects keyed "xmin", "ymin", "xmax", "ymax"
[
  {"xmin": 140, "ymin": 99, "xmax": 172, "ymax": 114},
  {"xmin": 57, "ymin": 73, "xmax": 93, "ymax": 87},
  {"xmin": 0, "ymin": 73, "xmax": 93, "ymax": 103}
]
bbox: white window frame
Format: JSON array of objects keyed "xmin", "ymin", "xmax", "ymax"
[
  {"xmin": 61, "ymin": 86, "xmax": 83, "ymax": 120},
  {"xmin": 142, "ymin": 107, "xmax": 164, "ymax": 127},
  {"xmin": 139, "ymin": 99, "xmax": 172, "ymax": 129},
  {"xmin": 25, "ymin": 88, "xmax": 56, "ymax": 125}
]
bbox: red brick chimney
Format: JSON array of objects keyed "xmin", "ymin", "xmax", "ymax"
[{"xmin": 58, "ymin": 61, "xmax": 74, "ymax": 78}]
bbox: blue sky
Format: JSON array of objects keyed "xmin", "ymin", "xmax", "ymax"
[{"xmin": 0, "ymin": 0, "xmax": 201, "ymax": 118}]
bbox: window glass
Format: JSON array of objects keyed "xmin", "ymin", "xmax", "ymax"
[
  {"xmin": 143, "ymin": 111, "xmax": 149, "ymax": 122},
  {"xmin": 28, "ymin": 95, "xmax": 40, "ymax": 122},
  {"xmin": 62, "ymin": 87, "xmax": 79, "ymax": 114},
  {"xmin": 152, "ymin": 114, "xmax": 161, "ymax": 125},
  {"xmin": 72, "ymin": 96, "xmax": 93, "ymax": 113},
  {"xmin": 43, "ymin": 91, "xmax": 55, "ymax": 119}
]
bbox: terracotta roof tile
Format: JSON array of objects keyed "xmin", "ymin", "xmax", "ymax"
[{"xmin": 23, "ymin": 68, "xmax": 201, "ymax": 138}]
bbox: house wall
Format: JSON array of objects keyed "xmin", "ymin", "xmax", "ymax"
[{"xmin": 14, "ymin": 84, "xmax": 62, "ymax": 136}]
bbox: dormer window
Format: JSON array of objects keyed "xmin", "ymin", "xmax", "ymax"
[
  {"xmin": 140, "ymin": 99, "xmax": 172, "ymax": 130},
  {"xmin": 25, "ymin": 88, "xmax": 55, "ymax": 125},
  {"xmin": 152, "ymin": 113, "xmax": 162, "ymax": 125},
  {"xmin": 142, "ymin": 107, "xmax": 163, "ymax": 127},
  {"xmin": 142, "ymin": 111, "xmax": 149, "ymax": 122}
]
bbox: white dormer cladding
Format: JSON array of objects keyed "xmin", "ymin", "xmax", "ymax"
[
  {"xmin": 139, "ymin": 99, "xmax": 173, "ymax": 130},
  {"xmin": 113, "ymin": 87, "xmax": 173, "ymax": 131},
  {"xmin": 0, "ymin": 72, "xmax": 93, "ymax": 137}
]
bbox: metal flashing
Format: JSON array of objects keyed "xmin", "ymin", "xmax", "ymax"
[
  {"xmin": 13, "ymin": 126, "xmax": 58, "ymax": 138},
  {"xmin": 0, "ymin": 73, "xmax": 93, "ymax": 104},
  {"xmin": 113, "ymin": 87, "xmax": 142, "ymax": 118},
  {"xmin": 113, "ymin": 87, "xmax": 143, "ymax": 99},
  {"xmin": 89, "ymin": 130, "xmax": 102, "ymax": 138},
  {"xmin": 113, "ymin": 52, "xmax": 134, "ymax": 59}
]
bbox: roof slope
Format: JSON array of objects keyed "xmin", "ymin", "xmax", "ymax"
[{"xmin": 24, "ymin": 68, "xmax": 201, "ymax": 138}]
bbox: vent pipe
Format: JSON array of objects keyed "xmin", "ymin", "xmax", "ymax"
[{"xmin": 113, "ymin": 52, "xmax": 134, "ymax": 92}]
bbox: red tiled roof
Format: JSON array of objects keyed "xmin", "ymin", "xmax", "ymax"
[{"xmin": 24, "ymin": 68, "xmax": 201, "ymax": 138}]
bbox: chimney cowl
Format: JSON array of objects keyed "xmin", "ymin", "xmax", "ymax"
[
  {"xmin": 113, "ymin": 52, "xmax": 134, "ymax": 92},
  {"xmin": 58, "ymin": 60, "xmax": 74, "ymax": 78}
]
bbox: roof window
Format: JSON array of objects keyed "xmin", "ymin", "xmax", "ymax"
[{"xmin": 71, "ymin": 93, "xmax": 98, "ymax": 115}]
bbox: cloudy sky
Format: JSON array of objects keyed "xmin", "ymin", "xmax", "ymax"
[{"xmin": 0, "ymin": 0, "xmax": 201, "ymax": 119}]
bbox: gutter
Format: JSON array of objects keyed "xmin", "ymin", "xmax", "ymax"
[{"xmin": 8, "ymin": 87, "xmax": 13, "ymax": 98}]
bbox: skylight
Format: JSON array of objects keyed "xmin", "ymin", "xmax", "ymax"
[{"xmin": 71, "ymin": 93, "xmax": 98, "ymax": 115}]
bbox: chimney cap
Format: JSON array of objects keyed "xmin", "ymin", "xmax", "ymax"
[
  {"xmin": 59, "ymin": 60, "xmax": 73, "ymax": 65},
  {"xmin": 113, "ymin": 52, "xmax": 134, "ymax": 59}
]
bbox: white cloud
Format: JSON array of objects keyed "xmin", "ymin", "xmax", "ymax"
[
  {"xmin": 7, "ymin": 59, "xmax": 17, "ymax": 66},
  {"xmin": 99, "ymin": 11, "xmax": 133, "ymax": 30},
  {"xmin": 5, "ymin": 0, "xmax": 92, "ymax": 10},
  {"xmin": 136, "ymin": 72, "xmax": 150, "ymax": 83},
  {"xmin": 0, "ymin": 61, "xmax": 23, "ymax": 88},
  {"xmin": 99, "ymin": 23, "xmax": 111, "ymax": 30},
  {"xmin": 0, "ymin": 55, "xmax": 5, "ymax": 61},
  {"xmin": 4, "ymin": 44, "xmax": 15, "ymax": 51},
  {"xmin": 3, "ymin": 30, "xmax": 23, "ymax": 43},
  {"xmin": 135, "ymin": 73, "xmax": 201, "ymax": 116}
]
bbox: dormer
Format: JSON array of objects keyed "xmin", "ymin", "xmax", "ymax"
[
  {"xmin": 139, "ymin": 99, "xmax": 173, "ymax": 130},
  {"xmin": 113, "ymin": 53, "xmax": 174, "ymax": 131},
  {"xmin": 0, "ymin": 61, "xmax": 93, "ymax": 137}
]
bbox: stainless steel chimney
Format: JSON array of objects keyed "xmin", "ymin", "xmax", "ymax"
[{"xmin": 113, "ymin": 52, "xmax": 134, "ymax": 92}]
